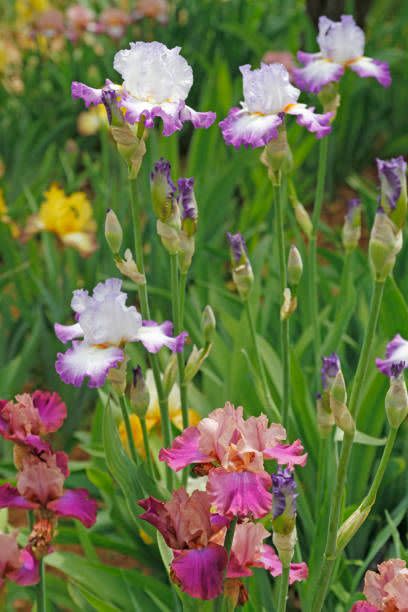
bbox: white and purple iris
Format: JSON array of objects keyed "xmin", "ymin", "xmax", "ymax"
[
  {"xmin": 54, "ymin": 278, "xmax": 187, "ymax": 388},
  {"xmin": 219, "ymin": 62, "xmax": 332, "ymax": 148},
  {"xmin": 72, "ymin": 41, "xmax": 216, "ymax": 135},
  {"xmin": 376, "ymin": 335, "xmax": 408, "ymax": 378},
  {"xmin": 293, "ymin": 15, "xmax": 391, "ymax": 94}
]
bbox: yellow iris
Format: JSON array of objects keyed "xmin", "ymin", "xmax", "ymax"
[
  {"xmin": 119, "ymin": 370, "xmax": 200, "ymax": 455},
  {"xmin": 16, "ymin": 0, "xmax": 50, "ymax": 23},
  {"xmin": 0, "ymin": 189, "xmax": 20, "ymax": 238},
  {"xmin": 39, "ymin": 184, "xmax": 94, "ymax": 236}
]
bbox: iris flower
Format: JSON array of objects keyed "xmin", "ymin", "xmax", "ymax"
[
  {"xmin": 219, "ymin": 62, "xmax": 332, "ymax": 148},
  {"xmin": 55, "ymin": 278, "xmax": 187, "ymax": 388},
  {"xmin": 293, "ymin": 15, "xmax": 391, "ymax": 94},
  {"xmin": 72, "ymin": 41, "xmax": 216, "ymax": 136}
]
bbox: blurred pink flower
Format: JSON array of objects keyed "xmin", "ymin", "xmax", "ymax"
[
  {"xmin": 133, "ymin": 0, "xmax": 169, "ymax": 24},
  {"xmin": 0, "ymin": 533, "xmax": 39, "ymax": 588},
  {"xmin": 351, "ymin": 559, "xmax": 408, "ymax": 611},
  {"xmin": 262, "ymin": 51, "xmax": 295, "ymax": 75},
  {"xmin": 99, "ymin": 8, "xmax": 130, "ymax": 39}
]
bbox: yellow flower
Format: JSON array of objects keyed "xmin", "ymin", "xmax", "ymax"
[
  {"xmin": 16, "ymin": 0, "xmax": 50, "ymax": 24},
  {"xmin": 25, "ymin": 184, "xmax": 97, "ymax": 256},
  {"xmin": 119, "ymin": 370, "xmax": 201, "ymax": 454}
]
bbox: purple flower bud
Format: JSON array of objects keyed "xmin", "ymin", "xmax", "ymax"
[
  {"xmin": 150, "ymin": 158, "xmax": 176, "ymax": 221},
  {"xmin": 178, "ymin": 177, "xmax": 197, "ymax": 220},
  {"xmin": 376, "ymin": 157, "xmax": 407, "ymax": 229},
  {"xmin": 343, "ymin": 199, "xmax": 361, "ymax": 252},
  {"xmin": 271, "ymin": 468, "xmax": 297, "ymax": 520},
  {"xmin": 346, "ymin": 198, "xmax": 361, "ymax": 220},
  {"xmin": 321, "ymin": 353, "xmax": 340, "ymax": 391},
  {"xmin": 227, "ymin": 232, "xmax": 248, "ymax": 264}
]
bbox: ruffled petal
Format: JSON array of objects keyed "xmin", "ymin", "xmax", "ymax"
[
  {"xmin": 159, "ymin": 426, "xmax": 212, "ymax": 472},
  {"xmin": 376, "ymin": 334, "xmax": 408, "ymax": 377},
  {"xmin": 54, "ymin": 322, "xmax": 84, "ymax": 343},
  {"xmin": 285, "ymin": 103, "xmax": 332, "ymax": 138},
  {"xmin": 227, "ymin": 522, "xmax": 269, "ymax": 578},
  {"xmin": 179, "ymin": 104, "xmax": 216, "ymax": 129},
  {"xmin": 47, "ymin": 489, "xmax": 98, "ymax": 527},
  {"xmin": 136, "ymin": 320, "xmax": 188, "ymax": 354},
  {"xmin": 207, "ymin": 468, "xmax": 272, "ymax": 519},
  {"xmin": 350, "ymin": 603, "xmax": 378, "ymax": 612},
  {"xmin": 292, "ymin": 59, "xmax": 344, "ymax": 93},
  {"xmin": 119, "ymin": 93, "xmax": 183, "ymax": 135},
  {"xmin": 264, "ymin": 439, "xmax": 307, "ymax": 469},
  {"xmin": 219, "ymin": 107, "xmax": 283, "ymax": 149},
  {"xmin": 297, "ymin": 51, "xmax": 322, "ymax": 65},
  {"xmin": 32, "ymin": 390, "xmax": 67, "ymax": 433},
  {"xmin": 55, "ymin": 341, "xmax": 124, "ymax": 388},
  {"xmin": 0, "ymin": 484, "xmax": 37, "ymax": 510},
  {"xmin": 258, "ymin": 545, "xmax": 308, "ymax": 584},
  {"xmin": 72, "ymin": 81, "xmax": 103, "ymax": 107},
  {"xmin": 8, "ymin": 548, "xmax": 40, "ymax": 586},
  {"xmin": 171, "ymin": 545, "xmax": 228, "ymax": 600},
  {"xmin": 349, "ymin": 57, "xmax": 392, "ymax": 87}
]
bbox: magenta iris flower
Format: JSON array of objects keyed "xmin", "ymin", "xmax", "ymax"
[
  {"xmin": 159, "ymin": 403, "xmax": 307, "ymax": 519},
  {"xmin": 293, "ymin": 15, "xmax": 391, "ymax": 94},
  {"xmin": 54, "ymin": 278, "xmax": 187, "ymax": 388},
  {"xmin": 0, "ymin": 391, "xmax": 67, "ymax": 456},
  {"xmin": 219, "ymin": 63, "xmax": 332, "ymax": 149},
  {"xmin": 139, "ymin": 489, "xmax": 228, "ymax": 600},
  {"xmin": 72, "ymin": 42, "xmax": 216, "ymax": 135}
]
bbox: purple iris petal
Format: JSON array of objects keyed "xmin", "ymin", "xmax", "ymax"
[
  {"xmin": 171, "ymin": 545, "xmax": 227, "ymax": 600},
  {"xmin": 47, "ymin": 489, "xmax": 98, "ymax": 528},
  {"xmin": 178, "ymin": 177, "xmax": 197, "ymax": 220},
  {"xmin": 271, "ymin": 467, "xmax": 297, "ymax": 519},
  {"xmin": 0, "ymin": 484, "xmax": 37, "ymax": 510},
  {"xmin": 32, "ymin": 390, "xmax": 67, "ymax": 433},
  {"xmin": 227, "ymin": 232, "xmax": 248, "ymax": 263},
  {"xmin": 376, "ymin": 157, "xmax": 407, "ymax": 210},
  {"xmin": 321, "ymin": 353, "xmax": 340, "ymax": 390}
]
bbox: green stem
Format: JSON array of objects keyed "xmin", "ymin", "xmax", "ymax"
[
  {"xmin": 337, "ymin": 427, "xmax": 398, "ymax": 553},
  {"xmin": 245, "ymin": 301, "xmax": 280, "ymax": 421},
  {"xmin": 119, "ymin": 395, "xmax": 139, "ymax": 465},
  {"xmin": 140, "ymin": 417, "xmax": 154, "ymax": 477},
  {"xmin": 128, "ymin": 179, "xmax": 173, "ymax": 489},
  {"xmin": 274, "ymin": 177, "xmax": 290, "ymax": 428},
  {"xmin": 309, "ymin": 136, "xmax": 329, "ymax": 391},
  {"xmin": 311, "ymin": 280, "xmax": 385, "ymax": 612},
  {"xmin": 315, "ymin": 435, "xmax": 329, "ymax": 518},
  {"xmin": 37, "ymin": 558, "xmax": 46, "ymax": 612},
  {"xmin": 277, "ymin": 565, "xmax": 290, "ymax": 612},
  {"xmin": 221, "ymin": 518, "xmax": 237, "ymax": 612}
]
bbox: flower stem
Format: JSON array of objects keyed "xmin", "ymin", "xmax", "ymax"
[
  {"xmin": 140, "ymin": 416, "xmax": 154, "ymax": 477},
  {"xmin": 336, "ymin": 427, "xmax": 398, "ymax": 553},
  {"xmin": 274, "ymin": 176, "xmax": 290, "ymax": 428},
  {"xmin": 309, "ymin": 136, "xmax": 329, "ymax": 391},
  {"xmin": 37, "ymin": 558, "xmax": 47, "ymax": 612},
  {"xmin": 119, "ymin": 394, "xmax": 139, "ymax": 465},
  {"xmin": 311, "ymin": 279, "xmax": 385, "ymax": 612},
  {"xmin": 245, "ymin": 300, "xmax": 280, "ymax": 421},
  {"xmin": 128, "ymin": 178, "xmax": 173, "ymax": 489},
  {"xmin": 276, "ymin": 565, "xmax": 290, "ymax": 612}
]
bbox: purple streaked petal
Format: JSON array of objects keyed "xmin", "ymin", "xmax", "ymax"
[
  {"xmin": 207, "ymin": 468, "xmax": 272, "ymax": 519},
  {"xmin": 32, "ymin": 390, "xmax": 67, "ymax": 433},
  {"xmin": 178, "ymin": 177, "xmax": 197, "ymax": 220},
  {"xmin": 136, "ymin": 321, "xmax": 188, "ymax": 353},
  {"xmin": 376, "ymin": 157, "xmax": 407, "ymax": 210},
  {"xmin": 71, "ymin": 81, "xmax": 103, "ymax": 107},
  {"xmin": 264, "ymin": 439, "xmax": 308, "ymax": 469},
  {"xmin": 118, "ymin": 92, "xmax": 183, "ymax": 135},
  {"xmin": 219, "ymin": 107, "xmax": 283, "ymax": 149},
  {"xmin": 159, "ymin": 426, "xmax": 213, "ymax": 472},
  {"xmin": 321, "ymin": 352, "xmax": 341, "ymax": 390},
  {"xmin": 0, "ymin": 484, "xmax": 37, "ymax": 510},
  {"xmin": 271, "ymin": 467, "xmax": 297, "ymax": 520},
  {"xmin": 349, "ymin": 57, "xmax": 391, "ymax": 87},
  {"xmin": 292, "ymin": 59, "xmax": 344, "ymax": 94},
  {"xmin": 376, "ymin": 334, "xmax": 408, "ymax": 377},
  {"xmin": 171, "ymin": 545, "xmax": 227, "ymax": 600},
  {"xmin": 179, "ymin": 104, "xmax": 216, "ymax": 129},
  {"xmin": 47, "ymin": 489, "xmax": 98, "ymax": 527},
  {"xmin": 285, "ymin": 103, "xmax": 332, "ymax": 138},
  {"xmin": 55, "ymin": 341, "xmax": 124, "ymax": 388},
  {"xmin": 258, "ymin": 545, "xmax": 308, "ymax": 584},
  {"xmin": 24, "ymin": 434, "xmax": 51, "ymax": 454},
  {"xmin": 54, "ymin": 322, "xmax": 83, "ymax": 344},
  {"xmin": 8, "ymin": 548, "xmax": 40, "ymax": 586}
]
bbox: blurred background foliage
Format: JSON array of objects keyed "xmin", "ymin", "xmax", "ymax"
[{"xmin": 0, "ymin": 0, "xmax": 407, "ymax": 610}]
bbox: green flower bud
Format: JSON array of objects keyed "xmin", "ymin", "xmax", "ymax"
[
  {"xmin": 369, "ymin": 211, "xmax": 402, "ymax": 282},
  {"xmin": 105, "ymin": 209, "xmax": 123, "ymax": 255},
  {"xmin": 342, "ymin": 199, "xmax": 361, "ymax": 253},
  {"xmin": 227, "ymin": 232, "xmax": 254, "ymax": 301},
  {"xmin": 318, "ymin": 81, "xmax": 341, "ymax": 117},
  {"xmin": 287, "ymin": 245, "xmax": 303, "ymax": 287},
  {"xmin": 260, "ymin": 124, "xmax": 293, "ymax": 186},
  {"xmin": 385, "ymin": 373, "xmax": 408, "ymax": 429},
  {"xmin": 201, "ymin": 305, "xmax": 216, "ymax": 345},
  {"xmin": 130, "ymin": 366, "xmax": 150, "ymax": 418}
]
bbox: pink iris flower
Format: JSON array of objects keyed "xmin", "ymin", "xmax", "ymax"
[
  {"xmin": 351, "ymin": 559, "xmax": 408, "ymax": 611},
  {"xmin": 0, "ymin": 533, "xmax": 39, "ymax": 588},
  {"xmin": 0, "ymin": 452, "xmax": 97, "ymax": 529},
  {"xmin": 159, "ymin": 403, "xmax": 307, "ymax": 518},
  {"xmin": 0, "ymin": 391, "xmax": 67, "ymax": 456}
]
